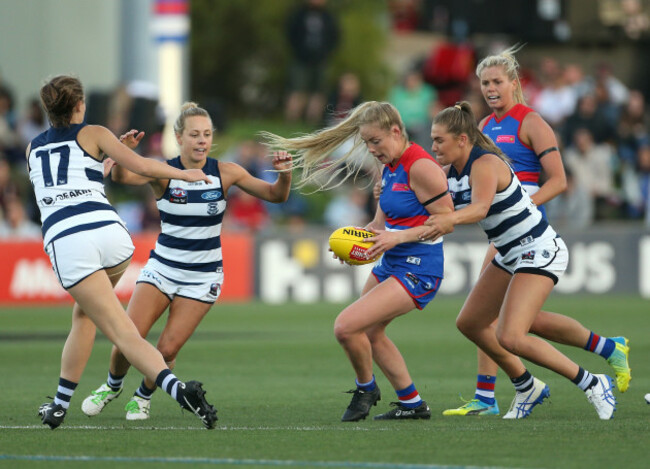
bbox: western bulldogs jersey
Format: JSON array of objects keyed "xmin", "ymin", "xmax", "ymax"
[
  {"xmin": 447, "ymin": 146, "xmax": 556, "ymax": 260},
  {"xmin": 28, "ymin": 124, "xmax": 125, "ymax": 246},
  {"xmin": 379, "ymin": 143, "xmax": 444, "ymax": 277},
  {"xmin": 481, "ymin": 104, "xmax": 540, "ymax": 185},
  {"xmin": 149, "ymin": 156, "xmax": 226, "ymax": 281}
]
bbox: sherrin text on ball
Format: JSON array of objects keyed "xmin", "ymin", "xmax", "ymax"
[{"xmin": 328, "ymin": 226, "xmax": 378, "ymax": 265}]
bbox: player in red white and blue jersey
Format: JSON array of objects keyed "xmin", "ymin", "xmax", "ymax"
[
  {"xmin": 375, "ymin": 143, "xmax": 445, "ymax": 290},
  {"xmin": 263, "ymin": 101, "xmax": 452, "ymax": 422},
  {"xmin": 81, "ymin": 102, "xmax": 292, "ymax": 422},
  {"xmin": 441, "ymin": 46, "xmax": 630, "ymax": 418},
  {"xmin": 30, "ymin": 75, "xmax": 218, "ymax": 430},
  {"xmin": 424, "ymin": 101, "xmax": 617, "ymax": 420}
]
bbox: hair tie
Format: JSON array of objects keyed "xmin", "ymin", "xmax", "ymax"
[{"xmin": 454, "ymin": 104, "xmax": 462, "ymax": 110}]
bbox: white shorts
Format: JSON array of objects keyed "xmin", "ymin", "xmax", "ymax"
[
  {"xmin": 137, "ymin": 257, "xmax": 224, "ymax": 304},
  {"xmin": 45, "ymin": 223, "xmax": 134, "ymax": 289},
  {"xmin": 493, "ymin": 236, "xmax": 568, "ymax": 284}
]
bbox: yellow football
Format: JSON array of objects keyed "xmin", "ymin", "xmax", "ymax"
[{"xmin": 328, "ymin": 226, "xmax": 378, "ymax": 265}]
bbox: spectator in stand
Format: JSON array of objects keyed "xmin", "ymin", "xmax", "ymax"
[
  {"xmin": 562, "ymin": 93, "xmax": 616, "ymax": 146},
  {"xmin": 323, "ymin": 185, "xmax": 371, "ymax": 230},
  {"xmin": 616, "ymin": 89, "xmax": 649, "ymax": 218},
  {"xmin": 389, "ymin": 67, "xmax": 438, "ymax": 150},
  {"xmin": 0, "ymin": 86, "xmax": 20, "ymax": 164},
  {"xmin": 388, "ymin": 0, "xmax": 421, "ymax": 32},
  {"xmin": 563, "ymin": 64, "xmax": 592, "ymax": 102},
  {"xmin": 0, "ymin": 195, "xmax": 41, "ymax": 240},
  {"xmin": 17, "ymin": 98, "xmax": 50, "ymax": 151},
  {"xmin": 595, "ymin": 62, "xmax": 629, "ymax": 108},
  {"xmin": 324, "ymin": 72, "xmax": 363, "ymax": 127},
  {"xmin": 594, "ymin": 78, "xmax": 623, "ymax": 130},
  {"xmin": 546, "ymin": 166, "xmax": 594, "ymax": 230},
  {"xmin": 0, "ymin": 156, "xmax": 21, "ymax": 210},
  {"xmin": 564, "ymin": 128, "xmax": 619, "ymax": 220},
  {"xmin": 140, "ymin": 191, "xmax": 161, "ymax": 234},
  {"xmin": 532, "ymin": 57, "xmax": 577, "ymax": 129},
  {"xmin": 284, "ymin": 0, "xmax": 340, "ymax": 124},
  {"xmin": 226, "ymin": 189, "xmax": 270, "ymax": 232}
]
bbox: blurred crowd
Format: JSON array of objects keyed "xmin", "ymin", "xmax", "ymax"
[{"xmin": 2, "ymin": 0, "xmax": 650, "ymax": 241}]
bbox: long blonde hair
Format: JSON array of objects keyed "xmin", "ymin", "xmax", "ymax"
[
  {"xmin": 260, "ymin": 101, "xmax": 408, "ymax": 190},
  {"xmin": 433, "ymin": 102, "xmax": 510, "ymax": 163},
  {"xmin": 475, "ymin": 44, "xmax": 526, "ymax": 105}
]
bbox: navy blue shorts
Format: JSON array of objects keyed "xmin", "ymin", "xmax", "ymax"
[{"xmin": 372, "ymin": 261, "xmax": 442, "ymax": 310}]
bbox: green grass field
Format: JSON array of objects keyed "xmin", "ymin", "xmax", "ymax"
[{"xmin": 1, "ymin": 295, "xmax": 648, "ymax": 469}]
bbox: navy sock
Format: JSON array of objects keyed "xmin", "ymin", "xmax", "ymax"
[
  {"xmin": 511, "ymin": 371, "xmax": 534, "ymax": 393},
  {"xmin": 155, "ymin": 369, "xmax": 182, "ymax": 403},
  {"xmin": 53, "ymin": 377, "xmax": 78, "ymax": 410},
  {"xmin": 572, "ymin": 367, "xmax": 598, "ymax": 391},
  {"xmin": 107, "ymin": 371, "xmax": 125, "ymax": 392},
  {"xmin": 135, "ymin": 379, "xmax": 156, "ymax": 400}
]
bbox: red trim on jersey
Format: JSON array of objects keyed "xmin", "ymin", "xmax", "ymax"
[
  {"xmin": 385, "ymin": 214, "xmax": 429, "ymax": 227},
  {"xmin": 516, "ymin": 171, "xmax": 540, "ymax": 183},
  {"xmin": 483, "ymin": 104, "xmax": 534, "ymax": 151},
  {"xmin": 388, "ymin": 143, "xmax": 440, "ymax": 188}
]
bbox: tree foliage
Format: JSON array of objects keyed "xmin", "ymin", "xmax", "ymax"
[{"xmin": 190, "ymin": 0, "xmax": 391, "ymax": 121}]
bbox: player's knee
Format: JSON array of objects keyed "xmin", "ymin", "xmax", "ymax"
[
  {"xmin": 456, "ymin": 315, "xmax": 476, "ymax": 338},
  {"xmin": 496, "ymin": 331, "xmax": 522, "ymax": 355},
  {"xmin": 157, "ymin": 344, "xmax": 179, "ymax": 364},
  {"xmin": 333, "ymin": 321, "xmax": 350, "ymax": 344}
]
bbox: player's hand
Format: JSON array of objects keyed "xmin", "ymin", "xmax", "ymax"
[
  {"xmin": 182, "ymin": 168, "xmax": 211, "ymax": 184},
  {"xmin": 119, "ymin": 129, "xmax": 145, "ymax": 150},
  {"xmin": 365, "ymin": 228, "xmax": 397, "ymax": 259},
  {"xmin": 372, "ymin": 181, "xmax": 382, "ymax": 200},
  {"xmin": 271, "ymin": 150, "xmax": 293, "ymax": 172},
  {"xmin": 102, "ymin": 157, "xmax": 117, "ymax": 178},
  {"xmin": 421, "ymin": 213, "xmax": 455, "ymax": 241}
]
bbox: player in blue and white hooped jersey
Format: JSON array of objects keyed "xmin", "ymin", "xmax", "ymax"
[
  {"xmin": 264, "ymin": 101, "xmax": 452, "ymax": 421},
  {"xmin": 31, "ymin": 76, "xmax": 217, "ymax": 430},
  {"xmin": 82, "ymin": 102, "xmax": 292, "ymax": 421},
  {"xmin": 442, "ymin": 46, "xmax": 630, "ymax": 419},
  {"xmin": 422, "ymin": 102, "xmax": 617, "ymax": 420}
]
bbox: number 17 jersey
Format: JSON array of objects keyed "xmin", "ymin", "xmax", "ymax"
[{"xmin": 28, "ymin": 123, "xmax": 126, "ymax": 247}]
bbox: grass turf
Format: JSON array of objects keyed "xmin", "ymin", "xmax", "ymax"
[{"xmin": 0, "ymin": 296, "xmax": 648, "ymax": 468}]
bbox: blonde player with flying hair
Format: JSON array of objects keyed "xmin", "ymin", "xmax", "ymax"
[{"xmin": 263, "ymin": 101, "xmax": 452, "ymax": 421}]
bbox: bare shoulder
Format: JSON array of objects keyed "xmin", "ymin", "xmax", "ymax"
[
  {"xmin": 521, "ymin": 111, "xmax": 553, "ymax": 133},
  {"xmin": 218, "ymin": 161, "xmax": 245, "ymax": 177},
  {"xmin": 217, "ymin": 161, "xmax": 247, "ymax": 187},
  {"xmin": 520, "ymin": 111, "xmax": 556, "ymax": 144}
]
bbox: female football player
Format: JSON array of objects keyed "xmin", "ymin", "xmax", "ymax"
[
  {"xmin": 441, "ymin": 46, "xmax": 630, "ymax": 418},
  {"xmin": 263, "ymin": 101, "xmax": 453, "ymax": 421},
  {"xmin": 30, "ymin": 76, "xmax": 217, "ymax": 429},
  {"xmin": 419, "ymin": 101, "xmax": 617, "ymax": 420},
  {"xmin": 81, "ymin": 102, "xmax": 292, "ymax": 421}
]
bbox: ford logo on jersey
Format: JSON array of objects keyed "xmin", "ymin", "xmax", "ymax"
[
  {"xmin": 169, "ymin": 187, "xmax": 188, "ymax": 204},
  {"xmin": 201, "ymin": 191, "xmax": 222, "ymax": 201}
]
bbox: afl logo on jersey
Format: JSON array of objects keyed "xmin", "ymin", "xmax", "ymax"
[
  {"xmin": 201, "ymin": 190, "xmax": 222, "ymax": 201},
  {"xmin": 169, "ymin": 187, "xmax": 188, "ymax": 204}
]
